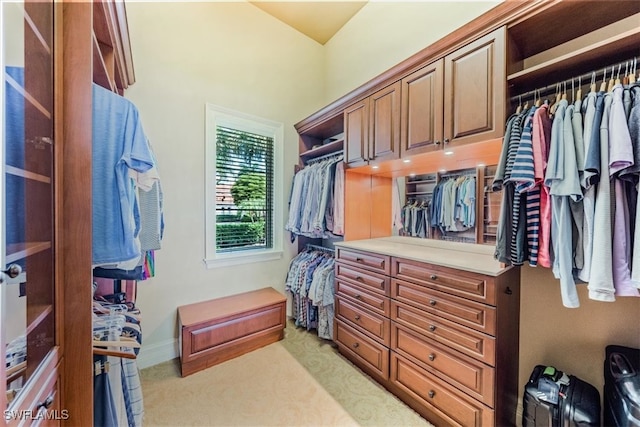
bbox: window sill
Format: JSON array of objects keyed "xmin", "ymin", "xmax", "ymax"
[{"xmin": 204, "ymin": 250, "xmax": 283, "ymax": 269}]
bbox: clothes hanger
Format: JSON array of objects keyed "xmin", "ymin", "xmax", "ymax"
[
  {"xmin": 614, "ymin": 63, "xmax": 622, "ymax": 86},
  {"xmin": 535, "ymin": 89, "xmax": 543, "ymax": 107},
  {"xmin": 550, "ymin": 83, "xmax": 561, "ymax": 114},
  {"xmin": 607, "ymin": 65, "xmax": 616, "ymax": 92},
  {"xmin": 599, "ymin": 67, "xmax": 608, "ymax": 92},
  {"xmin": 590, "ymin": 72, "xmax": 597, "ymax": 93},
  {"xmin": 630, "ymin": 58, "xmax": 637, "ymax": 85},
  {"xmin": 515, "ymin": 95, "xmax": 522, "ymax": 114},
  {"xmin": 576, "ymin": 76, "xmax": 582, "ymax": 102}
]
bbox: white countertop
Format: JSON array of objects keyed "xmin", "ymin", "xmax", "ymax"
[{"xmin": 334, "ymin": 236, "xmax": 509, "ymax": 276}]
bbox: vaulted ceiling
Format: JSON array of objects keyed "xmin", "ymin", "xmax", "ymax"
[{"xmin": 249, "ymin": 1, "xmax": 368, "ymax": 45}]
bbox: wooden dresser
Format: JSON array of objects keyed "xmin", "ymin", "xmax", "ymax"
[{"xmin": 334, "ymin": 237, "xmax": 520, "ymax": 426}]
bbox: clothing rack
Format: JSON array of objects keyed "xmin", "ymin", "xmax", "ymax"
[
  {"xmin": 305, "ymin": 151, "xmax": 343, "ymax": 165},
  {"xmin": 510, "ymin": 56, "xmax": 639, "ymax": 103},
  {"xmin": 305, "ymin": 243, "xmax": 335, "ymax": 254},
  {"xmin": 439, "ymin": 169, "xmax": 477, "ymax": 179}
]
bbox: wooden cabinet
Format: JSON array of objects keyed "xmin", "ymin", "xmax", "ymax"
[
  {"xmin": 401, "ymin": 27, "xmax": 505, "ymax": 157},
  {"xmin": 2, "ymin": 1, "xmax": 134, "ymax": 423},
  {"xmin": 334, "ymin": 244, "xmax": 521, "ymax": 427},
  {"xmin": 443, "ymin": 27, "xmax": 506, "ymax": 148},
  {"xmin": 345, "ymin": 81, "xmax": 401, "ymax": 166},
  {"xmin": 400, "ymin": 60, "xmax": 444, "ymax": 156}
]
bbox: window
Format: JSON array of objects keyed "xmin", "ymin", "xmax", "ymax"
[{"xmin": 205, "ymin": 104, "xmax": 283, "ymax": 267}]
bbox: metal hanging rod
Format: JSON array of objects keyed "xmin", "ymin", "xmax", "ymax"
[
  {"xmin": 305, "ymin": 243, "xmax": 335, "ymax": 254},
  {"xmin": 510, "ymin": 56, "xmax": 639, "ymax": 103},
  {"xmin": 305, "ymin": 151, "xmax": 344, "ymax": 165},
  {"xmin": 439, "ymin": 170, "xmax": 477, "ymax": 179}
]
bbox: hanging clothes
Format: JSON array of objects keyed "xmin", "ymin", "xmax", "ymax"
[
  {"xmin": 500, "ymin": 73, "xmax": 640, "ymax": 307},
  {"xmin": 92, "ymin": 83, "xmax": 156, "ymax": 268},
  {"xmin": 285, "ymin": 248, "xmax": 335, "ymax": 339},
  {"xmin": 286, "ymin": 156, "xmax": 343, "ymax": 239}
]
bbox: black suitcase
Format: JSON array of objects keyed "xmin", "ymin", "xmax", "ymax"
[
  {"xmin": 523, "ymin": 365, "xmax": 601, "ymax": 427},
  {"xmin": 604, "ymin": 345, "xmax": 640, "ymax": 427}
]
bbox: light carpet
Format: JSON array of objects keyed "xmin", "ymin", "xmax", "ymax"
[{"xmin": 140, "ymin": 320, "xmax": 433, "ymax": 426}]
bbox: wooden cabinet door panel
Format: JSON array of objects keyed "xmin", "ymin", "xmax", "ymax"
[
  {"xmin": 336, "ymin": 295, "xmax": 390, "ymax": 345},
  {"xmin": 344, "ymin": 98, "xmax": 369, "ymax": 166},
  {"xmin": 336, "ymin": 248, "xmax": 390, "ymax": 275},
  {"xmin": 369, "ymin": 81, "xmax": 401, "ymax": 162},
  {"xmin": 335, "ymin": 262, "xmax": 389, "ymax": 295},
  {"xmin": 392, "ymin": 322, "xmax": 495, "ymax": 407},
  {"xmin": 444, "ymin": 27, "xmax": 505, "ymax": 147},
  {"xmin": 390, "ymin": 353, "xmax": 494, "ymax": 427},
  {"xmin": 401, "ymin": 60, "xmax": 444, "ymax": 156},
  {"xmin": 335, "ymin": 279, "xmax": 390, "ymax": 316},
  {"xmin": 335, "ymin": 320, "xmax": 389, "ymax": 381}
]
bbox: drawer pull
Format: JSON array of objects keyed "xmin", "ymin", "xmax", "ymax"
[
  {"xmin": 434, "ymin": 140, "xmax": 441, "ymax": 146},
  {"xmin": 355, "ymin": 276, "xmax": 364, "ymax": 282},
  {"xmin": 429, "ymin": 324, "xmax": 436, "ymax": 332},
  {"xmin": 428, "ymin": 390, "xmax": 436, "ymax": 398},
  {"xmin": 355, "ymin": 294, "xmax": 362, "ymax": 300},
  {"xmin": 354, "ymin": 315, "xmax": 361, "ymax": 321},
  {"xmin": 37, "ymin": 391, "xmax": 56, "ymax": 410},
  {"xmin": 356, "ymin": 257, "xmax": 364, "ymax": 262},
  {"xmin": 430, "ymin": 274, "xmax": 438, "ymax": 280},
  {"xmin": 352, "ymin": 342, "xmax": 360, "ymax": 349},
  {"xmin": 429, "ymin": 299, "xmax": 436, "ymax": 306},
  {"xmin": 428, "ymin": 353, "xmax": 436, "ymax": 361}
]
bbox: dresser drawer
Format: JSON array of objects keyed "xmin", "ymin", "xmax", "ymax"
[
  {"xmin": 391, "ymin": 278, "xmax": 496, "ymax": 335},
  {"xmin": 392, "ymin": 257, "xmax": 496, "ymax": 305},
  {"xmin": 390, "ymin": 353, "xmax": 494, "ymax": 427},
  {"xmin": 391, "ymin": 322, "xmax": 495, "ymax": 407},
  {"xmin": 336, "ymin": 279, "xmax": 390, "ymax": 317},
  {"xmin": 335, "ymin": 320, "xmax": 389, "ymax": 381},
  {"xmin": 391, "ymin": 301, "xmax": 495, "ymax": 366},
  {"xmin": 336, "ymin": 262, "xmax": 389, "ymax": 295},
  {"xmin": 336, "ymin": 295, "xmax": 390, "ymax": 345},
  {"xmin": 336, "ymin": 248, "xmax": 390, "ymax": 275}
]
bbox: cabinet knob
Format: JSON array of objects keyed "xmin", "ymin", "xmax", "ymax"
[
  {"xmin": 428, "ymin": 390, "xmax": 436, "ymax": 399},
  {"xmin": 354, "ymin": 315, "xmax": 361, "ymax": 321},
  {"xmin": 430, "ymin": 274, "xmax": 437, "ymax": 280},
  {"xmin": 356, "ymin": 257, "xmax": 364, "ymax": 262},
  {"xmin": 428, "ymin": 353, "xmax": 436, "ymax": 361},
  {"xmin": 37, "ymin": 391, "xmax": 56, "ymax": 410},
  {"xmin": 429, "ymin": 299, "xmax": 436, "ymax": 306},
  {"xmin": 352, "ymin": 342, "xmax": 360, "ymax": 349},
  {"xmin": 443, "ymin": 138, "xmax": 450, "ymax": 144},
  {"xmin": 434, "ymin": 140, "xmax": 441, "ymax": 145},
  {"xmin": 355, "ymin": 276, "xmax": 364, "ymax": 282},
  {"xmin": 0, "ymin": 264, "xmax": 22, "ymax": 284},
  {"xmin": 429, "ymin": 324, "xmax": 436, "ymax": 332}
]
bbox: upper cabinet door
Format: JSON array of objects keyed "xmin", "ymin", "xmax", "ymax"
[
  {"xmin": 400, "ymin": 59, "xmax": 444, "ymax": 157},
  {"xmin": 443, "ymin": 27, "xmax": 506, "ymax": 148},
  {"xmin": 369, "ymin": 81, "xmax": 401, "ymax": 163},
  {"xmin": 344, "ymin": 98, "xmax": 369, "ymax": 167}
]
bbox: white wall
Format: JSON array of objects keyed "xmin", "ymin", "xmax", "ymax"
[
  {"xmin": 323, "ymin": 0, "xmax": 501, "ymax": 104},
  {"xmin": 124, "ymin": 1, "xmax": 324, "ymax": 367}
]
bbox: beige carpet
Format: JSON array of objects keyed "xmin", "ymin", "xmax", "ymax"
[{"xmin": 140, "ymin": 320, "xmax": 433, "ymax": 426}]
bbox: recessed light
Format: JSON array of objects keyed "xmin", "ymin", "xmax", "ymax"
[
  {"xmin": 371, "ymin": 165, "xmax": 379, "ymax": 170},
  {"xmin": 444, "ymin": 150, "xmax": 454, "ymax": 156},
  {"xmin": 439, "ymin": 169, "xmax": 447, "ymax": 173},
  {"xmin": 477, "ymin": 163, "xmax": 486, "ymax": 167},
  {"xmin": 403, "ymin": 159, "xmax": 411, "ymax": 163},
  {"xmin": 409, "ymin": 173, "xmax": 416, "ymax": 177}
]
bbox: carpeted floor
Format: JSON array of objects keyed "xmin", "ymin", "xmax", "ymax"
[{"xmin": 140, "ymin": 320, "xmax": 433, "ymax": 426}]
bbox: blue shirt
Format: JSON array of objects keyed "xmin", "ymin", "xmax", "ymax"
[{"xmin": 92, "ymin": 84, "xmax": 155, "ymax": 265}]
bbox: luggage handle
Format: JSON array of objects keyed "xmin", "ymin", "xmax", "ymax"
[{"xmin": 610, "ymin": 352, "xmax": 636, "ymax": 378}]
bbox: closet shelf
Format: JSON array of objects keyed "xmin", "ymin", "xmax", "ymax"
[
  {"xmin": 26, "ymin": 304, "xmax": 53, "ymax": 336},
  {"xmin": 92, "ymin": 31, "xmax": 116, "ymax": 92},
  {"xmin": 507, "ymin": 13, "xmax": 640, "ymax": 88},
  {"xmin": 299, "ymin": 139, "xmax": 344, "ymax": 164}
]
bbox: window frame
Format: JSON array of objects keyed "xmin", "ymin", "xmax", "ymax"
[{"xmin": 204, "ymin": 103, "xmax": 283, "ymax": 268}]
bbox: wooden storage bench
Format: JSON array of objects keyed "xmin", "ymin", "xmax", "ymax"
[{"xmin": 178, "ymin": 287, "xmax": 287, "ymax": 377}]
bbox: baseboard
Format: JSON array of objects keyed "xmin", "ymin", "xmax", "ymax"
[{"xmin": 137, "ymin": 338, "xmax": 179, "ymax": 369}]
